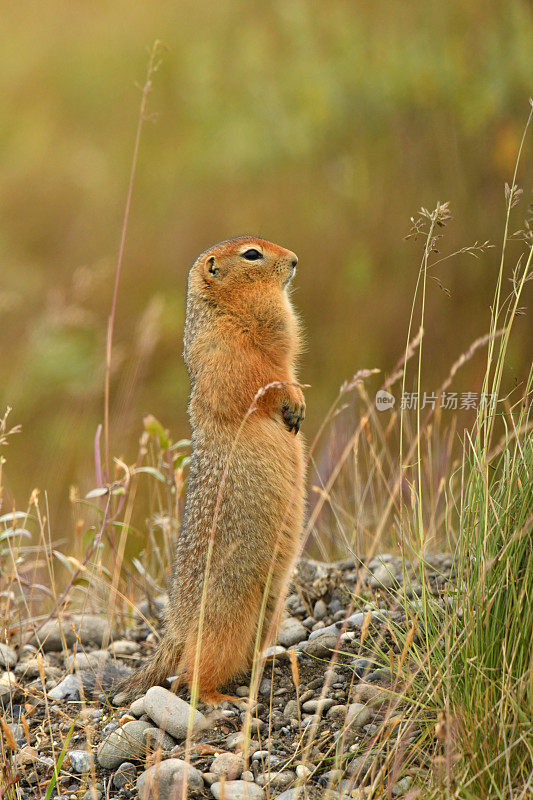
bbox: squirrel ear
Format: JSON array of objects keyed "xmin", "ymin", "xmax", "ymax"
[{"xmin": 206, "ymin": 256, "xmax": 219, "ymax": 277}]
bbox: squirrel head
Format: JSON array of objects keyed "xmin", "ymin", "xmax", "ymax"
[{"xmin": 188, "ymin": 236, "xmax": 298, "ymax": 303}]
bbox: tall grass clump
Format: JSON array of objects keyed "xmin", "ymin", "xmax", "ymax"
[{"xmin": 409, "ymin": 102, "xmax": 533, "ymax": 798}]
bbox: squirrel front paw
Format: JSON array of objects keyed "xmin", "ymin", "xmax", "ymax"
[{"xmin": 281, "ymin": 387, "xmax": 305, "ymax": 434}]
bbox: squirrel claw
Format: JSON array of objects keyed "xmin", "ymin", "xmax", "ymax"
[{"xmin": 281, "ymin": 402, "xmax": 305, "ymax": 434}]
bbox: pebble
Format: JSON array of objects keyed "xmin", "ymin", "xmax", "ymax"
[
  {"xmin": 277, "ymin": 617, "xmax": 307, "ymax": 647},
  {"xmin": 47, "ymin": 674, "xmax": 83, "ymax": 701},
  {"xmin": 366, "ymin": 668, "xmax": 392, "ymax": 684},
  {"xmin": 68, "ymin": 750, "xmax": 94, "ymax": 773},
  {"xmin": 354, "ymin": 683, "xmax": 388, "ymax": 703},
  {"xmin": 210, "ymin": 752, "xmax": 244, "ymax": 780},
  {"xmin": 144, "ymin": 727, "xmax": 176, "ymax": 752},
  {"xmin": 308, "ymin": 623, "xmax": 339, "ymax": 641},
  {"xmin": 258, "ymin": 678, "xmax": 272, "ymax": 696},
  {"xmin": 137, "ymin": 758, "xmax": 203, "ymax": 799},
  {"xmin": 273, "ymin": 789, "xmax": 304, "ymax": 800},
  {"xmin": 15, "ymin": 658, "xmax": 48, "ymax": 678},
  {"xmin": 112, "ymin": 761, "xmax": 137, "ymax": 788},
  {"xmin": 97, "ymin": 719, "xmax": 153, "ymax": 768},
  {"xmin": 326, "ymin": 704, "xmax": 348, "ymax": 722},
  {"xmin": 346, "ymin": 703, "xmax": 374, "ymax": 730},
  {"xmin": 108, "ymin": 639, "xmax": 139, "ymax": 656},
  {"xmin": 262, "ymin": 645, "xmax": 289, "ymax": 661},
  {"xmin": 346, "ymin": 612, "xmax": 365, "ymax": 629},
  {"xmin": 0, "ymin": 671, "xmax": 16, "ymax": 701},
  {"xmin": 368, "ymin": 560, "xmax": 401, "ymax": 589},
  {"xmin": 256, "ymin": 770, "xmax": 295, "ymax": 789},
  {"xmin": 301, "ymin": 698, "xmax": 335, "ymax": 715},
  {"xmin": 129, "ymin": 696, "xmax": 146, "ymax": 716},
  {"xmin": 64, "ymin": 650, "xmax": 109, "ymax": 672},
  {"xmin": 313, "ymin": 599, "xmax": 327, "ymax": 619},
  {"xmin": 29, "ymin": 614, "xmax": 111, "ymax": 652},
  {"xmin": 392, "ymin": 776, "xmax": 413, "ymax": 796},
  {"xmin": 283, "ymin": 699, "xmax": 298, "ymax": 721},
  {"xmin": 211, "ymin": 780, "xmax": 264, "ymax": 800},
  {"xmin": 16, "ymin": 746, "xmax": 38, "ymax": 766},
  {"xmin": 144, "ymin": 686, "xmax": 206, "ymax": 740},
  {"xmin": 84, "ymin": 791, "xmax": 102, "ymax": 800},
  {"xmin": 298, "ymin": 629, "xmax": 338, "ymax": 658},
  {"xmin": 0, "ymin": 643, "xmax": 17, "ymax": 669},
  {"xmin": 295, "ymin": 765, "xmax": 311, "ymax": 779}
]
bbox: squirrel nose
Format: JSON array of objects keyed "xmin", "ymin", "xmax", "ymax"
[{"xmin": 291, "ymin": 257, "xmax": 298, "ymax": 268}]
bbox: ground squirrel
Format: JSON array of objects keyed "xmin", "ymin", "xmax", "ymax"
[{"xmin": 125, "ymin": 236, "xmax": 306, "ymax": 704}]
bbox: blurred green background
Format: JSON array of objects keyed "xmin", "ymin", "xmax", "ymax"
[{"xmin": 1, "ymin": 0, "xmax": 532, "ymax": 526}]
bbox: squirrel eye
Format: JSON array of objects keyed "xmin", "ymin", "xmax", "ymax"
[
  {"xmin": 207, "ymin": 256, "xmax": 219, "ymax": 276},
  {"xmin": 242, "ymin": 248, "xmax": 263, "ymax": 261}
]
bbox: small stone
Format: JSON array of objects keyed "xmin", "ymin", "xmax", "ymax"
[
  {"xmin": 258, "ymin": 679, "xmax": 272, "ymax": 697},
  {"xmin": 144, "ymin": 728, "xmax": 176, "ymax": 752},
  {"xmin": 308, "ymin": 623, "xmax": 338, "ymax": 641},
  {"xmin": 346, "ymin": 612, "xmax": 365, "ymax": 629},
  {"xmin": 15, "ymin": 657, "xmax": 48, "ymax": 678},
  {"xmin": 109, "ymin": 639, "xmax": 139, "ymax": 656},
  {"xmin": 299, "ymin": 629, "xmax": 338, "ymax": 658},
  {"xmin": 48, "ymin": 674, "xmax": 83, "ymax": 701},
  {"xmin": 247, "ymin": 718, "xmax": 265, "ymax": 735},
  {"xmin": 84, "ymin": 790, "xmax": 102, "ymax": 800},
  {"xmin": 326, "ymin": 704, "xmax": 347, "ymax": 722},
  {"xmin": 241, "ymin": 770, "xmax": 254, "ymax": 782},
  {"xmin": 277, "ymin": 618, "xmax": 307, "ymax": 647},
  {"xmin": 16, "ymin": 746, "xmax": 38, "ymax": 766},
  {"xmin": 301, "ymin": 698, "xmax": 335, "ymax": 715},
  {"xmin": 262, "ymin": 645, "xmax": 288, "ymax": 661},
  {"xmin": 283, "ymin": 699, "xmax": 299, "ymax": 721},
  {"xmin": 210, "ymin": 752, "xmax": 244, "ymax": 780},
  {"xmin": 271, "ymin": 790, "xmax": 304, "ymax": 800},
  {"xmin": 368, "ymin": 561, "xmax": 400, "ymax": 589},
  {"xmin": 354, "ymin": 683, "xmax": 388, "ymax": 704},
  {"xmin": 68, "ymin": 750, "xmax": 93, "ymax": 773},
  {"xmin": 29, "ymin": 614, "xmax": 112, "ymax": 652},
  {"xmin": 345, "ymin": 754, "xmax": 377, "ymax": 781},
  {"xmin": 211, "ymin": 780, "xmax": 264, "ymax": 800},
  {"xmin": 97, "ymin": 720, "xmax": 153, "ymax": 768},
  {"xmin": 365, "ymin": 668, "xmax": 392, "ymax": 684},
  {"xmin": 144, "ymin": 686, "xmax": 206, "ymax": 740},
  {"xmin": 313, "ymin": 599, "xmax": 327, "ymax": 620},
  {"xmin": 392, "ymin": 776, "xmax": 412, "ymax": 796},
  {"xmin": 295, "ymin": 765, "xmax": 311, "ymax": 779},
  {"xmin": 346, "ymin": 703, "xmax": 374, "ymax": 730},
  {"xmin": 350, "ymin": 658, "xmax": 378, "ymax": 679},
  {"xmin": 64, "ymin": 650, "xmax": 109, "ymax": 672},
  {"xmin": 236, "ymin": 685, "xmax": 250, "ymax": 697},
  {"xmin": 0, "ymin": 643, "xmax": 17, "ymax": 669},
  {"xmin": 112, "ymin": 761, "xmax": 137, "ymax": 789},
  {"xmin": 130, "ymin": 696, "xmax": 146, "ymax": 717},
  {"xmin": 137, "ymin": 758, "xmax": 203, "ymax": 799},
  {"xmin": 256, "ymin": 771, "xmax": 295, "ymax": 789}
]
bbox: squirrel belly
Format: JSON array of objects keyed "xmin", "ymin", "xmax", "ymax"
[{"xmin": 123, "ymin": 237, "xmax": 306, "ymax": 704}]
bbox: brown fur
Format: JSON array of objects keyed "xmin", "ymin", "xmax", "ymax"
[{"xmin": 124, "ymin": 236, "xmax": 306, "ymax": 704}]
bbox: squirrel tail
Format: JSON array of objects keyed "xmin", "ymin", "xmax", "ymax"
[{"xmin": 117, "ymin": 635, "xmax": 183, "ymax": 701}]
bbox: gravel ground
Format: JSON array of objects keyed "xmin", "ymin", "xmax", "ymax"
[{"xmin": 2, "ymin": 553, "xmax": 453, "ymax": 799}]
